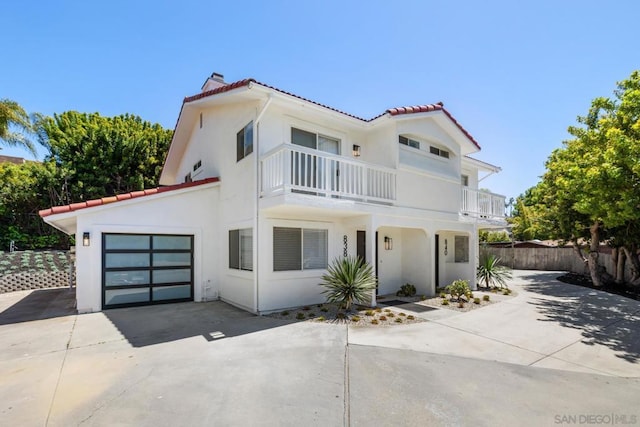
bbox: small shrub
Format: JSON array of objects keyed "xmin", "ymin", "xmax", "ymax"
[
  {"xmin": 458, "ymin": 301, "xmax": 465, "ymax": 308},
  {"xmin": 399, "ymin": 312, "xmax": 406, "ymax": 317},
  {"xmin": 384, "ymin": 308, "xmax": 391, "ymax": 313},
  {"xmin": 320, "ymin": 307, "xmax": 329, "ymax": 313},
  {"xmin": 439, "ymin": 292, "xmax": 446, "ymax": 298},
  {"xmin": 351, "ymin": 316, "xmax": 361, "ymax": 322},
  {"xmin": 502, "ymin": 289, "xmax": 510, "ymax": 295},
  {"xmin": 308, "ymin": 313, "xmax": 316, "ymax": 318},
  {"xmin": 317, "ymin": 316, "xmax": 325, "ymax": 321},
  {"xmin": 467, "ymin": 292, "xmax": 474, "ymax": 299},
  {"xmin": 296, "ymin": 312, "xmax": 305, "ymax": 320},
  {"xmin": 420, "ymin": 295, "xmax": 427, "ymax": 301},
  {"xmin": 281, "ymin": 311, "xmax": 290, "ymax": 316},
  {"xmin": 407, "ymin": 315, "xmax": 415, "ymax": 320},
  {"xmin": 441, "ymin": 299, "xmax": 449, "ymax": 306},
  {"xmin": 473, "ymin": 297, "xmax": 481, "ymax": 304},
  {"xmin": 483, "ymin": 295, "xmax": 490, "ymax": 302},
  {"xmin": 491, "ymin": 288, "xmax": 498, "ymax": 293},
  {"xmin": 446, "ymin": 280, "xmax": 471, "ymax": 301},
  {"xmin": 379, "ymin": 315, "xmax": 387, "ymax": 321},
  {"xmin": 375, "ymin": 307, "xmax": 382, "ymax": 313},
  {"xmin": 395, "ymin": 318, "xmax": 403, "ymax": 323},
  {"xmin": 387, "ymin": 312, "xmax": 395, "ymax": 318},
  {"xmin": 365, "ymin": 310, "xmax": 374, "ymax": 316},
  {"xmin": 396, "ymin": 283, "xmax": 416, "ymax": 297},
  {"xmin": 371, "ymin": 319, "xmax": 379, "ymax": 325}
]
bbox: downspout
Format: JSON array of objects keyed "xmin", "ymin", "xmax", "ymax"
[{"xmin": 252, "ymin": 92, "xmax": 273, "ymax": 314}]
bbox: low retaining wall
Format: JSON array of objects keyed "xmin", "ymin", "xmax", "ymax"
[
  {"xmin": 0, "ymin": 271, "xmax": 72, "ymax": 293},
  {"xmin": 483, "ymin": 246, "xmax": 630, "ymax": 277}
]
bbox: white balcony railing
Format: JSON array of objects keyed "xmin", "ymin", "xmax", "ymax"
[
  {"xmin": 261, "ymin": 144, "xmax": 396, "ymax": 204},
  {"xmin": 461, "ymin": 187, "xmax": 506, "ymax": 219}
]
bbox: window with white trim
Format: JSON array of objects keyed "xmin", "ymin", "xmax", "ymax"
[
  {"xmin": 430, "ymin": 145, "xmax": 450, "ymax": 158},
  {"xmin": 229, "ymin": 229, "xmax": 253, "ymax": 271},
  {"xmin": 236, "ymin": 121, "xmax": 253, "ymax": 162},
  {"xmin": 273, "ymin": 227, "xmax": 328, "ymax": 271},
  {"xmin": 454, "ymin": 235, "xmax": 469, "ymax": 263},
  {"xmin": 399, "ymin": 135, "xmax": 420, "ymax": 149}
]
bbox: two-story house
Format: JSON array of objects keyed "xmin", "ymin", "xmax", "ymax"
[{"xmin": 40, "ymin": 73, "xmax": 507, "ymax": 314}]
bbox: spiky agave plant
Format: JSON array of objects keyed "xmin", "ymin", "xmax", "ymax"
[
  {"xmin": 477, "ymin": 253, "xmax": 512, "ymax": 289},
  {"xmin": 320, "ymin": 256, "xmax": 377, "ymax": 312}
]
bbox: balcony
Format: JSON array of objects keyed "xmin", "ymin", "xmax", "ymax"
[
  {"xmin": 461, "ymin": 187, "xmax": 506, "ymax": 219},
  {"xmin": 261, "ymin": 144, "xmax": 396, "ymax": 204}
]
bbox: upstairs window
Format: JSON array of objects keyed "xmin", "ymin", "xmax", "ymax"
[
  {"xmin": 461, "ymin": 175, "xmax": 469, "ymax": 186},
  {"xmin": 430, "ymin": 146, "xmax": 450, "ymax": 158},
  {"xmin": 184, "ymin": 172, "xmax": 192, "ymax": 183},
  {"xmin": 399, "ymin": 135, "xmax": 420, "ymax": 149},
  {"xmin": 237, "ymin": 121, "xmax": 254, "ymax": 162},
  {"xmin": 193, "ymin": 160, "xmax": 202, "ymax": 172}
]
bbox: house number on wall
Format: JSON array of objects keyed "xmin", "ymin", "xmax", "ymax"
[{"xmin": 343, "ymin": 235, "xmax": 348, "ymax": 257}]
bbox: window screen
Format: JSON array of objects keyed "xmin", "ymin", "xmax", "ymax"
[
  {"xmin": 455, "ymin": 235, "xmax": 469, "ymax": 263},
  {"xmin": 273, "ymin": 227, "xmax": 302, "ymax": 271}
]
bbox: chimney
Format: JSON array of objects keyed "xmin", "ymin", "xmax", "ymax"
[{"xmin": 201, "ymin": 72, "xmax": 226, "ymax": 92}]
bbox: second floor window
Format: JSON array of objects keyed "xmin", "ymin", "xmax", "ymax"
[
  {"xmin": 237, "ymin": 121, "xmax": 253, "ymax": 162},
  {"xmin": 399, "ymin": 135, "xmax": 420, "ymax": 149}
]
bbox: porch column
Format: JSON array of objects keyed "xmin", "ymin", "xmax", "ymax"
[
  {"xmin": 469, "ymin": 227, "xmax": 478, "ymax": 290},
  {"xmin": 366, "ymin": 216, "xmax": 377, "ymax": 307}
]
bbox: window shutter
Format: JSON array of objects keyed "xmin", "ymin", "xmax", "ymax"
[
  {"xmin": 229, "ymin": 230, "xmax": 239, "ymax": 269},
  {"xmin": 273, "ymin": 227, "xmax": 302, "ymax": 271},
  {"xmin": 303, "ymin": 229, "xmax": 328, "ymax": 269},
  {"xmin": 244, "ymin": 122, "xmax": 253, "ymax": 157}
]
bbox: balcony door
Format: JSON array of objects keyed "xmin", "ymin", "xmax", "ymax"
[{"xmin": 291, "ymin": 128, "xmax": 340, "ymax": 194}]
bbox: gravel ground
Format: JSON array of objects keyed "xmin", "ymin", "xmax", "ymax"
[{"xmin": 269, "ymin": 287, "xmax": 516, "ymax": 327}]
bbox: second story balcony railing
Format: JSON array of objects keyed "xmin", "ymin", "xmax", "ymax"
[
  {"xmin": 261, "ymin": 144, "xmax": 396, "ymax": 204},
  {"xmin": 461, "ymin": 187, "xmax": 506, "ymax": 219}
]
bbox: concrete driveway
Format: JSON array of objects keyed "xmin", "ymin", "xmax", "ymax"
[{"xmin": 1, "ymin": 271, "xmax": 639, "ymax": 426}]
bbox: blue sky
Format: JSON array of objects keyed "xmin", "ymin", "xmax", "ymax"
[{"xmin": 2, "ymin": 0, "xmax": 639, "ymax": 200}]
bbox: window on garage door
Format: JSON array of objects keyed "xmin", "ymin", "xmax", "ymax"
[{"xmin": 102, "ymin": 233, "xmax": 194, "ymax": 309}]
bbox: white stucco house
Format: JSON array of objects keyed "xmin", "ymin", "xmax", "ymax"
[{"xmin": 40, "ymin": 73, "xmax": 507, "ymax": 314}]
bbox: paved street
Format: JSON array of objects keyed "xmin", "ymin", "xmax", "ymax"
[{"xmin": 1, "ymin": 271, "xmax": 639, "ymax": 426}]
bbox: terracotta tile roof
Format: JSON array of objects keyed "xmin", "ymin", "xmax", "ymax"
[
  {"xmin": 0, "ymin": 155, "xmax": 27, "ymax": 164},
  {"xmin": 385, "ymin": 102, "xmax": 480, "ymax": 149},
  {"xmin": 180, "ymin": 79, "xmax": 481, "ymax": 149},
  {"xmin": 39, "ymin": 177, "xmax": 219, "ymax": 218}
]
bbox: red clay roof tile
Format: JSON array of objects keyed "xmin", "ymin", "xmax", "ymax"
[
  {"xmin": 179, "ymin": 79, "xmax": 480, "ymax": 149},
  {"xmin": 39, "ymin": 177, "xmax": 219, "ymax": 218}
]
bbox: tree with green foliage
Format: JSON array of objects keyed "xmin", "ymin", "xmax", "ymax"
[
  {"xmin": 531, "ymin": 70, "xmax": 640, "ymax": 287},
  {"xmin": 479, "ymin": 230, "xmax": 511, "ymax": 243},
  {"xmin": 0, "ymin": 160, "xmax": 70, "ymax": 249},
  {"xmin": 37, "ymin": 112, "xmax": 173, "ymax": 202},
  {"xmin": 0, "ymin": 99, "xmax": 38, "ymax": 156}
]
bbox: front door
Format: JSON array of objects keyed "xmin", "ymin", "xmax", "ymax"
[
  {"xmin": 435, "ymin": 234, "xmax": 440, "ymax": 288},
  {"xmin": 356, "ymin": 230, "xmax": 366, "ymax": 262}
]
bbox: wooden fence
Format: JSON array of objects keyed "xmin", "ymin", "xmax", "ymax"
[{"xmin": 482, "ymin": 246, "xmax": 630, "ymax": 277}]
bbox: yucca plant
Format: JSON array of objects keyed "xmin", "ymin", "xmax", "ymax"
[
  {"xmin": 477, "ymin": 252, "xmax": 512, "ymax": 289},
  {"xmin": 320, "ymin": 256, "xmax": 377, "ymax": 312}
]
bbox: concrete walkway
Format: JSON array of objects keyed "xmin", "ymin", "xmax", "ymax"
[
  {"xmin": 0, "ymin": 271, "xmax": 639, "ymax": 426},
  {"xmin": 350, "ymin": 270, "xmax": 640, "ymax": 377}
]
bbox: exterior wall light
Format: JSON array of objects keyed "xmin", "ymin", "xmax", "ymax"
[
  {"xmin": 83, "ymin": 232, "xmax": 91, "ymax": 247},
  {"xmin": 444, "ymin": 239, "xmax": 448, "ymax": 255},
  {"xmin": 352, "ymin": 144, "xmax": 361, "ymax": 157},
  {"xmin": 384, "ymin": 236, "xmax": 393, "ymax": 250}
]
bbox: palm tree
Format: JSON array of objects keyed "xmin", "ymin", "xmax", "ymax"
[
  {"xmin": 0, "ymin": 99, "xmax": 37, "ymax": 156},
  {"xmin": 477, "ymin": 252, "xmax": 512, "ymax": 289},
  {"xmin": 320, "ymin": 256, "xmax": 377, "ymax": 311}
]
